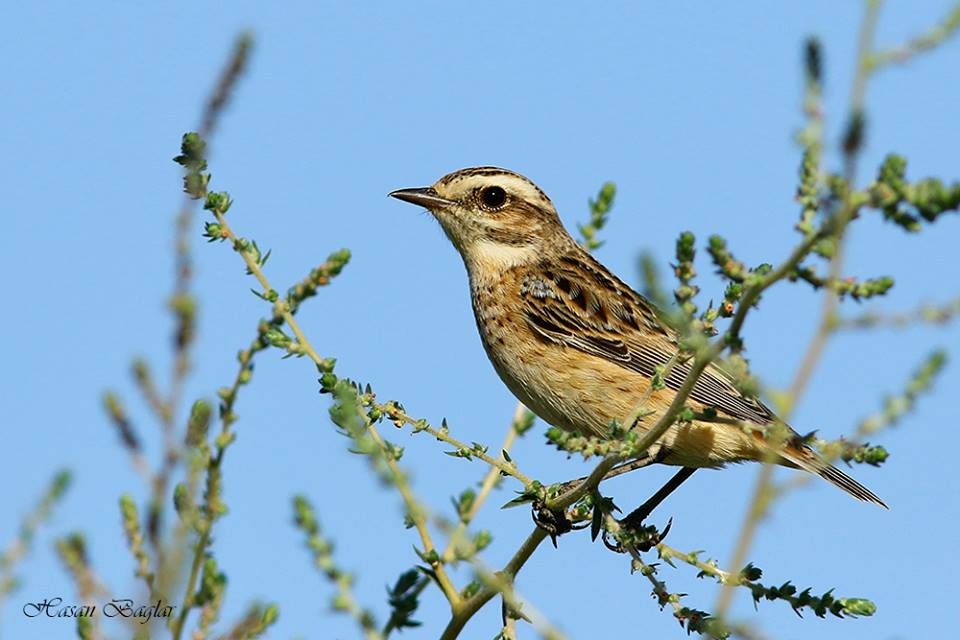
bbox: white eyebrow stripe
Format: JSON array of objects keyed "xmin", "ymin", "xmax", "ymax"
[{"xmin": 437, "ymin": 170, "xmax": 555, "ymax": 212}]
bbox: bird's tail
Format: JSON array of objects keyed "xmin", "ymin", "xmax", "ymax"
[{"xmin": 780, "ymin": 446, "xmax": 888, "ymax": 509}]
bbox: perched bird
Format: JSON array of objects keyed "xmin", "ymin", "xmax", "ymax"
[{"xmin": 390, "ymin": 167, "xmax": 886, "ymax": 516}]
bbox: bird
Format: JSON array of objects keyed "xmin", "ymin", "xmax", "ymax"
[{"xmin": 389, "ymin": 166, "xmax": 886, "ymax": 521}]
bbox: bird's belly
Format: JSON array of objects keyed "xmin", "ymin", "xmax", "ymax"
[
  {"xmin": 487, "ymin": 343, "xmax": 611, "ymax": 437},
  {"xmin": 474, "ymin": 310, "xmax": 761, "ymax": 466},
  {"xmin": 475, "ymin": 311, "xmax": 649, "ymax": 437}
]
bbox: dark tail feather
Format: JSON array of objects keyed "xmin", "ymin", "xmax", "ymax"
[{"xmin": 782, "ymin": 447, "xmax": 888, "ymax": 509}]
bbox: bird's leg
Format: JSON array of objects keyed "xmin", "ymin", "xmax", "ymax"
[
  {"xmin": 621, "ymin": 466, "xmax": 696, "ymax": 528},
  {"xmin": 553, "ymin": 451, "xmax": 660, "ymax": 496},
  {"xmin": 603, "ymin": 467, "xmax": 697, "ymax": 552},
  {"xmin": 532, "ymin": 452, "xmax": 660, "ymax": 545},
  {"xmin": 602, "ymin": 455, "xmax": 662, "ymax": 481}
]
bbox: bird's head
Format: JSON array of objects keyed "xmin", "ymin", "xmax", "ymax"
[{"xmin": 390, "ymin": 167, "xmax": 569, "ymax": 273}]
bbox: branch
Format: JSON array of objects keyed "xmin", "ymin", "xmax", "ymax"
[
  {"xmin": 199, "ymin": 162, "xmax": 464, "ymax": 609},
  {"xmin": 441, "ymin": 402, "xmax": 530, "ymax": 565},
  {"xmin": 293, "ymin": 495, "xmax": 383, "ymax": 639},
  {"xmin": 718, "ymin": 0, "xmax": 883, "ymax": 617},
  {"xmin": 0, "ymin": 470, "xmax": 71, "ymax": 602},
  {"xmin": 867, "ymin": 3, "xmax": 960, "ymax": 69}
]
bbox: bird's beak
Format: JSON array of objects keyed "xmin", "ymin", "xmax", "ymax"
[{"xmin": 388, "ymin": 187, "xmax": 454, "ymax": 210}]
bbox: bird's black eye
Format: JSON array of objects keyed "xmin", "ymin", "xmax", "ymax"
[{"xmin": 479, "ymin": 186, "xmax": 507, "ymax": 209}]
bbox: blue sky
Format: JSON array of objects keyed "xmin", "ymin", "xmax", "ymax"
[{"xmin": 2, "ymin": 2, "xmax": 959, "ymax": 639}]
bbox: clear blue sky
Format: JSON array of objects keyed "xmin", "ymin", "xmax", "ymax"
[{"xmin": 3, "ymin": 2, "xmax": 959, "ymax": 639}]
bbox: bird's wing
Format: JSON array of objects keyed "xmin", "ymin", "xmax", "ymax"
[
  {"xmin": 518, "ymin": 253, "xmax": 889, "ymax": 509},
  {"xmin": 519, "ymin": 254, "xmax": 775, "ymax": 425}
]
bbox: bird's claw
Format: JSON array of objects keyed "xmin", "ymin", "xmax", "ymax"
[
  {"xmin": 531, "ymin": 500, "xmax": 589, "ymax": 547},
  {"xmin": 602, "ymin": 516, "xmax": 673, "ymax": 553}
]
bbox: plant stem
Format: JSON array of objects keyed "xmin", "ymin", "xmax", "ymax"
[
  {"xmin": 388, "ymin": 406, "xmax": 533, "ymax": 488},
  {"xmin": 441, "ymin": 527, "xmax": 548, "ymax": 640},
  {"xmin": 209, "ymin": 208, "xmax": 464, "ymax": 608},
  {"xmin": 441, "ymin": 403, "xmax": 524, "ymax": 564},
  {"xmin": 715, "ymin": 0, "xmax": 882, "ymax": 618}
]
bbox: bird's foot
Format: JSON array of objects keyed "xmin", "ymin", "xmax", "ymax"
[
  {"xmin": 602, "ymin": 516, "xmax": 673, "ymax": 554},
  {"xmin": 531, "ymin": 500, "xmax": 589, "ymax": 547}
]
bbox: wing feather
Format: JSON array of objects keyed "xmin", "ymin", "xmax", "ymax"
[
  {"xmin": 520, "ymin": 256, "xmax": 775, "ymax": 425},
  {"xmin": 517, "ymin": 250, "xmax": 886, "ymax": 508}
]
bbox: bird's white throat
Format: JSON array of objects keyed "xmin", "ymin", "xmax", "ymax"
[{"xmin": 465, "ymin": 240, "xmax": 538, "ymax": 278}]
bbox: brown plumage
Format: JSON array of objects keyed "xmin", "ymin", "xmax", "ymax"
[{"xmin": 390, "ymin": 167, "xmax": 886, "ymax": 508}]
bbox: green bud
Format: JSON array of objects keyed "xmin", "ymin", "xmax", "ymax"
[
  {"xmin": 331, "ymin": 594, "xmax": 351, "ymax": 611},
  {"xmin": 461, "ymin": 580, "xmax": 482, "ymax": 599},
  {"xmin": 186, "ymin": 400, "xmax": 212, "ymax": 447},
  {"xmin": 119, "ymin": 494, "xmax": 138, "ymax": 522},
  {"xmin": 173, "ymin": 483, "xmax": 190, "ymax": 516},
  {"xmin": 214, "ymin": 431, "xmax": 236, "ymax": 449},
  {"xmin": 203, "ymin": 222, "xmax": 225, "ymax": 241},
  {"xmin": 203, "ymin": 191, "xmax": 233, "ymax": 214},
  {"xmin": 263, "ymin": 328, "xmax": 291, "ymax": 348},
  {"xmin": 183, "ymin": 171, "xmax": 210, "ymax": 199},
  {"xmin": 452, "ymin": 489, "xmax": 476, "ymax": 521},
  {"xmin": 842, "ymin": 110, "xmax": 866, "ymax": 156},
  {"xmin": 473, "ymin": 529, "xmax": 493, "ymax": 551},
  {"xmin": 804, "ymin": 37, "xmax": 822, "ymax": 86},
  {"xmin": 739, "ymin": 562, "xmax": 763, "ymax": 581},
  {"xmin": 319, "ymin": 372, "xmax": 338, "ymax": 392},
  {"xmin": 173, "ymin": 132, "xmax": 207, "ymax": 170},
  {"xmin": 839, "ymin": 598, "xmax": 876, "ymax": 617},
  {"xmin": 261, "ymin": 603, "xmax": 280, "ymax": 625},
  {"xmin": 51, "ymin": 470, "xmax": 72, "ymax": 498},
  {"xmin": 676, "ymin": 231, "xmax": 696, "ymax": 262},
  {"xmin": 512, "ymin": 409, "xmax": 536, "ymax": 435}
]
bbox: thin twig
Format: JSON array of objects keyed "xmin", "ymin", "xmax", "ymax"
[
  {"xmin": 156, "ymin": 36, "xmax": 254, "ymax": 618},
  {"xmin": 836, "ymin": 296, "xmax": 960, "ymax": 329},
  {"xmin": 386, "ymin": 406, "xmax": 533, "ymax": 488},
  {"xmin": 867, "ymin": 3, "xmax": 960, "ymax": 69},
  {"xmin": 207, "ymin": 208, "xmax": 463, "ymax": 609},
  {"xmin": 716, "ymin": 0, "xmax": 883, "ymax": 617},
  {"xmin": 441, "ymin": 402, "xmax": 525, "ymax": 564}
]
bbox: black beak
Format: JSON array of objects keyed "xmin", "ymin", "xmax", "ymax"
[{"xmin": 388, "ymin": 187, "xmax": 454, "ymax": 209}]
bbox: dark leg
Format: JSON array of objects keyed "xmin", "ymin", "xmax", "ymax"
[
  {"xmin": 531, "ymin": 453, "xmax": 661, "ymax": 544},
  {"xmin": 599, "ymin": 467, "xmax": 698, "ymax": 553},
  {"xmin": 620, "ymin": 466, "xmax": 697, "ymax": 529},
  {"xmin": 603, "ymin": 455, "xmax": 662, "ymax": 481},
  {"xmin": 551, "ymin": 452, "xmax": 659, "ymax": 495}
]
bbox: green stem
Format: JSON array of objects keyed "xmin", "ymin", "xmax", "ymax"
[{"xmin": 715, "ymin": 0, "xmax": 883, "ymax": 618}]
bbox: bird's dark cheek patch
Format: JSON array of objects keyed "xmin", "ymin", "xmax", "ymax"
[{"xmin": 482, "ymin": 222, "xmax": 536, "ymax": 247}]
